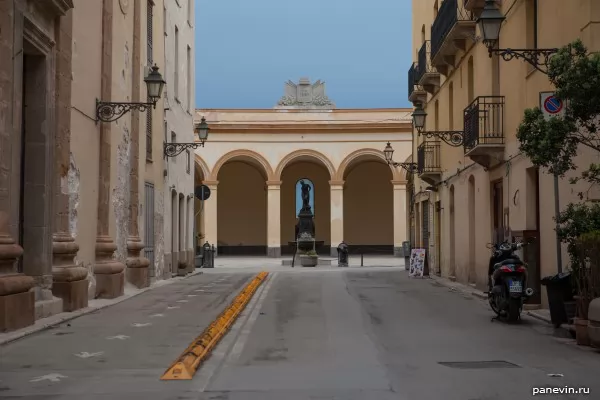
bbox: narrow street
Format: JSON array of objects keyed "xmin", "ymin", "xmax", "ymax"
[{"xmin": 1, "ymin": 268, "xmax": 598, "ymax": 400}]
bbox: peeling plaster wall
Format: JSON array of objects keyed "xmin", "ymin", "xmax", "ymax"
[
  {"xmin": 113, "ymin": 128, "xmax": 131, "ymax": 265},
  {"xmin": 67, "ymin": 153, "xmax": 80, "ymax": 240}
]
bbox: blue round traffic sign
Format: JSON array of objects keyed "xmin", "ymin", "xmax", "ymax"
[{"xmin": 544, "ymin": 95, "xmax": 563, "ymax": 114}]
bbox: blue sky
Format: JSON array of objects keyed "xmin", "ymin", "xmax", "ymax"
[{"xmin": 195, "ymin": 0, "xmax": 413, "ymax": 109}]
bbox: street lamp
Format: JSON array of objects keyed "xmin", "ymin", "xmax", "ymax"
[
  {"xmin": 477, "ymin": 0, "xmax": 558, "ymax": 74},
  {"xmin": 383, "ymin": 142, "xmax": 419, "ymax": 174},
  {"xmin": 163, "ymin": 117, "xmax": 210, "ymax": 158},
  {"xmin": 412, "ymin": 103, "xmax": 464, "ymax": 147},
  {"xmin": 411, "ymin": 103, "xmax": 427, "ymax": 133},
  {"xmin": 96, "ymin": 64, "xmax": 166, "ymax": 123}
]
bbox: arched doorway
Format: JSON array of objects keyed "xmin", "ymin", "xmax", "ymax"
[
  {"xmin": 449, "ymin": 184, "xmax": 456, "ymax": 278},
  {"xmin": 214, "ymin": 152, "xmax": 270, "ymax": 255},
  {"xmin": 341, "ymin": 154, "xmax": 394, "ymax": 254},
  {"xmin": 468, "ymin": 175, "xmax": 476, "ymax": 284},
  {"xmin": 277, "ymin": 151, "xmax": 333, "ymax": 255},
  {"xmin": 193, "ymin": 157, "xmax": 209, "ymax": 255}
]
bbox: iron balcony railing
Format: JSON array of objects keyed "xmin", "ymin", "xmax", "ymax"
[
  {"xmin": 408, "ymin": 62, "xmax": 419, "ymax": 99},
  {"xmin": 463, "ymin": 96, "xmax": 505, "ymax": 152},
  {"xmin": 417, "ymin": 141, "xmax": 441, "ymax": 173},
  {"xmin": 431, "ymin": 0, "xmax": 475, "ymax": 60},
  {"xmin": 416, "ymin": 41, "xmax": 434, "ymax": 83}
]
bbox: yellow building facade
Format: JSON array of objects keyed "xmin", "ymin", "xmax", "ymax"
[
  {"xmin": 193, "ymin": 79, "xmax": 413, "ymax": 258},
  {"xmin": 408, "ymin": 0, "xmax": 600, "ymax": 307}
]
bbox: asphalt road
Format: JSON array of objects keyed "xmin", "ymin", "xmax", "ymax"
[{"xmin": 1, "ymin": 268, "xmax": 599, "ymax": 400}]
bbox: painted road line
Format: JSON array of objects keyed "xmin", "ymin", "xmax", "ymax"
[
  {"xmin": 160, "ymin": 271, "xmax": 269, "ymax": 380},
  {"xmin": 191, "ymin": 272, "xmax": 277, "ymax": 392}
]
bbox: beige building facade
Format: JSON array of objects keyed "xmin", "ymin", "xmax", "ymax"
[
  {"xmin": 408, "ymin": 0, "xmax": 600, "ymax": 307},
  {"xmin": 162, "ymin": 0, "xmax": 195, "ymax": 278},
  {"xmin": 193, "ymin": 79, "xmax": 413, "ymax": 258},
  {"xmin": 0, "ymin": 0, "xmax": 171, "ymax": 332}
]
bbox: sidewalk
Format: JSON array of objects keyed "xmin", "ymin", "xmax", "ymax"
[
  {"xmin": 427, "ymin": 272, "xmax": 577, "ymax": 336},
  {"xmin": 0, "ymin": 270, "xmax": 203, "ymax": 346}
]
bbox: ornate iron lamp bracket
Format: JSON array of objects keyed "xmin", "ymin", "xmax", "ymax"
[
  {"xmin": 421, "ymin": 131, "xmax": 464, "ymax": 147},
  {"xmin": 163, "ymin": 142, "xmax": 205, "ymax": 158},
  {"xmin": 488, "ymin": 48, "xmax": 558, "ymax": 74},
  {"xmin": 96, "ymin": 99, "xmax": 155, "ymax": 123},
  {"xmin": 391, "ymin": 162, "xmax": 420, "ymax": 174}
]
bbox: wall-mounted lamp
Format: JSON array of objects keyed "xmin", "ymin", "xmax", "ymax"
[
  {"xmin": 383, "ymin": 142, "xmax": 420, "ymax": 174},
  {"xmin": 163, "ymin": 117, "xmax": 210, "ymax": 158},
  {"xmin": 478, "ymin": 0, "xmax": 558, "ymax": 74},
  {"xmin": 96, "ymin": 65, "xmax": 165, "ymax": 123},
  {"xmin": 412, "ymin": 103, "xmax": 464, "ymax": 147}
]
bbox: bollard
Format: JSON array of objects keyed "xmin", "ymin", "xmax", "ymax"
[
  {"xmin": 361, "ymin": 252, "xmax": 364, "ymax": 267},
  {"xmin": 210, "ymin": 244, "xmax": 216, "ymax": 268},
  {"xmin": 402, "ymin": 241, "xmax": 411, "ymax": 271}
]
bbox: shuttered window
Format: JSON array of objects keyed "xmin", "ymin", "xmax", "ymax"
[
  {"xmin": 146, "ymin": 95, "xmax": 152, "ymax": 160},
  {"xmin": 147, "ymin": 1, "xmax": 153, "ymax": 65}
]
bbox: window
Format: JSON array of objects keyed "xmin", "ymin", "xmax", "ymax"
[
  {"xmin": 448, "ymin": 82, "xmax": 454, "ymax": 129},
  {"xmin": 186, "ymin": 150, "xmax": 191, "ymax": 174},
  {"xmin": 146, "ymin": 95, "xmax": 152, "ymax": 160},
  {"xmin": 147, "ymin": 0, "xmax": 153, "ymax": 65},
  {"xmin": 187, "ymin": 45, "xmax": 191, "ymax": 111},
  {"xmin": 295, "ymin": 179, "xmax": 315, "ymax": 217},
  {"xmin": 175, "ymin": 26, "xmax": 179, "ymax": 100},
  {"xmin": 171, "ymin": 131, "xmax": 176, "ymax": 163}
]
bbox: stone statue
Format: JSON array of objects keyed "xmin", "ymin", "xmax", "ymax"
[{"xmin": 300, "ymin": 180, "xmax": 311, "ymax": 210}]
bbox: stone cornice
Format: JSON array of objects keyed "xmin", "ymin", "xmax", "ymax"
[
  {"xmin": 48, "ymin": 0, "xmax": 75, "ymax": 16},
  {"xmin": 266, "ymin": 180, "xmax": 282, "ymax": 186},
  {"xmin": 391, "ymin": 180, "xmax": 408, "ymax": 186},
  {"xmin": 329, "ymin": 180, "xmax": 345, "ymax": 187},
  {"xmin": 206, "ymin": 123, "xmax": 411, "ymax": 134}
]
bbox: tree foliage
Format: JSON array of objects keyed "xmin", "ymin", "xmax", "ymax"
[
  {"xmin": 516, "ymin": 39, "xmax": 600, "ymax": 180},
  {"xmin": 516, "ymin": 39, "xmax": 600, "ymax": 266}
]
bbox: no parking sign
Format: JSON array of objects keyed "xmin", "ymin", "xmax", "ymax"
[{"xmin": 540, "ymin": 92, "xmax": 565, "ymax": 121}]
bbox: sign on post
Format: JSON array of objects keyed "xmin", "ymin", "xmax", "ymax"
[
  {"xmin": 409, "ymin": 248, "xmax": 426, "ymax": 278},
  {"xmin": 540, "ymin": 91, "xmax": 565, "ymax": 121}
]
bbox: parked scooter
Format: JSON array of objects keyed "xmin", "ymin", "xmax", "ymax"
[{"xmin": 486, "ymin": 238, "xmax": 536, "ymax": 322}]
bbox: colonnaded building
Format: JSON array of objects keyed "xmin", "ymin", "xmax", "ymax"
[{"xmin": 192, "ymin": 78, "xmax": 413, "ymax": 258}]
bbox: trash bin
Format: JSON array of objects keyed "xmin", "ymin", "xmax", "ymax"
[
  {"xmin": 402, "ymin": 241, "xmax": 411, "ymax": 271},
  {"xmin": 202, "ymin": 242, "xmax": 214, "ymax": 268},
  {"xmin": 337, "ymin": 241, "xmax": 349, "ymax": 267},
  {"xmin": 541, "ymin": 271, "xmax": 575, "ymax": 328}
]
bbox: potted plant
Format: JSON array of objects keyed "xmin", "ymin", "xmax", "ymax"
[{"xmin": 299, "ymin": 250, "xmax": 318, "ymax": 267}]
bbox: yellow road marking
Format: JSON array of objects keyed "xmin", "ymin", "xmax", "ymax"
[{"xmin": 160, "ymin": 271, "xmax": 269, "ymax": 380}]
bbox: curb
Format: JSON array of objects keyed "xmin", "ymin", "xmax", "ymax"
[
  {"xmin": 428, "ymin": 274, "xmax": 488, "ymax": 300},
  {"xmin": 0, "ymin": 270, "xmax": 204, "ymax": 346}
]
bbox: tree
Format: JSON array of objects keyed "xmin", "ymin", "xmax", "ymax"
[{"xmin": 516, "ymin": 39, "xmax": 600, "ymax": 260}]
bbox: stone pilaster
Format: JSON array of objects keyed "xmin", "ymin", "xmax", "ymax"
[
  {"xmin": 329, "ymin": 180, "xmax": 344, "ymax": 257},
  {"xmin": 266, "ymin": 180, "xmax": 282, "ymax": 257},
  {"xmin": 126, "ymin": 0, "xmax": 150, "ymax": 288},
  {"xmin": 51, "ymin": 9, "xmax": 89, "ymax": 311},
  {"xmin": 0, "ymin": 1, "xmax": 35, "ymax": 332},
  {"xmin": 202, "ymin": 181, "xmax": 218, "ymax": 254},
  {"xmin": 95, "ymin": 0, "xmax": 126, "ymax": 299},
  {"xmin": 392, "ymin": 180, "xmax": 408, "ymax": 256}
]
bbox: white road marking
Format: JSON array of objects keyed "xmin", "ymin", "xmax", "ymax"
[
  {"xmin": 131, "ymin": 323, "xmax": 152, "ymax": 327},
  {"xmin": 106, "ymin": 335, "xmax": 130, "ymax": 340},
  {"xmin": 195, "ymin": 289, "xmax": 205, "ymax": 292},
  {"xmin": 187, "ymin": 294, "xmax": 198, "ymax": 297},
  {"xmin": 30, "ymin": 373, "xmax": 67, "ymax": 383},
  {"xmin": 74, "ymin": 352, "xmax": 104, "ymax": 359},
  {"xmin": 150, "ymin": 313, "xmax": 165, "ymax": 318},
  {"xmin": 192, "ymin": 272, "xmax": 278, "ymax": 392},
  {"xmin": 177, "ymin": 300, "xmax": 189, "ymax": 303},
  {"xmin": 167, "ymin": 306, "xmax": 180, "ymax": 309}
]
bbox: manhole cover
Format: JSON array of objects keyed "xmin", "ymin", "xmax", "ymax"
[{"xmin": 438, "ymin": 361, "xmax": 520, "ymax": 369}]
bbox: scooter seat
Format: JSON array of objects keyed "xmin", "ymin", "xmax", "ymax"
[{"xmin": 493, "ymin": 259, "xmax": 522, "ymax": 269}]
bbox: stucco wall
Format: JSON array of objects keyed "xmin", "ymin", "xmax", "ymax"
[{"xmin": 410, "ymin": 0, "xmax": 600, "ymax": 305}]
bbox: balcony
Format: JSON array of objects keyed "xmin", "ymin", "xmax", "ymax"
[
  {"xmin": 464, "ymin": 0, "xmax": 502, "ymax": 18},
  {"xmin": 431, "ymin": 0, "xmax": 477, "ymax": 76},
  {"xmin": 417, "ymin": 141, "xmax": 442, "ymax": 185},
  {"xmin": 416, "ymin": 41, "xmax": 440, "ymax": 94},
  {"xmin": 408, "ymin": 62, "xmax": 427, "ymax": 104},
  {"xmin": 463, "ymin": 96, "xmax": 505, "ymax": 168}
]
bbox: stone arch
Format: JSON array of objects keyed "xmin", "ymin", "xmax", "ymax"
[
  {"xmin": 210, "ymin": 149, "xmax": 274, "ymax": 181},
  {"xmin": 274, "ymin": 149, "xmax": 336, "ymax": 180},
  {"xmin": 335, "ymin": 148, "xmax": 402, "ymax": 181},
  {"xmin": 194, "ymin": 154, "xmax": 211, "ymax": 181}
]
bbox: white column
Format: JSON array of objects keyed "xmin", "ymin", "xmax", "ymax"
[
  {"xmin": 203, "ymin": 181, "xmax": 218, "ymax": 253},
  {"xmin": 330, "ymin": 181, "xmax": 344, "ymax": 256},
  {"xmin": 393, "ymin": 180, "xmax": 408, "ymax": 256},
  {"xmin": 266, "ymin": 181, "xmax": 281, "ymax": 257}
]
